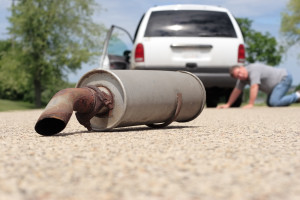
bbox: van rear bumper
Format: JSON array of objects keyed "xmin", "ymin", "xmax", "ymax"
[{"xmin": 132, "ymin": 66, "xmax": 237, "ymax": 88}]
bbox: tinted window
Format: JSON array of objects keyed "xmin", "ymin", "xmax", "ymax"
[
  {"xmin": 108, "ymin": 29, "xmax": 133, "ymax": 56},
  {"xmin": 145, "ymin": 10, "xmax": 237, "ymax": 38}
]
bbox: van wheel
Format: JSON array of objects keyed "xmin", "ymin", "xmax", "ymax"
[
  {"xmin": 206, "ymin": 90, "xmax": 219, "ymax": 107},
  {"xmin": 206, "ymin": 99, "xmax": 218, "ymax": 107},
  {"xmin": 206, "ymin": 88, "xmax": 243, "ymax": 108}
]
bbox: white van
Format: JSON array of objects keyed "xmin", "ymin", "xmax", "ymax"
[{"xmin": 100, "ymin": 4, "xmax": 245, "ymax": 107}]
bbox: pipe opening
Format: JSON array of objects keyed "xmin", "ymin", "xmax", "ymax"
[{"xmin": 35, "ymin": 118, "xmax": 66, "ymax": 136}]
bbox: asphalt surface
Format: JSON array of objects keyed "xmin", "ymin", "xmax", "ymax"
[{"xmin": 0, "ymin": 107, "xmax": 299, "ymax": 200}]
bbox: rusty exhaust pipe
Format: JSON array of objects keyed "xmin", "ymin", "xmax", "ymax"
[
  {"xmin": 35, "ymin": 69, "xmax": 205, "ymax": 136},
  {"xmin": 35, "ymin": 86, "xmax": 113, "ymax": 136}
]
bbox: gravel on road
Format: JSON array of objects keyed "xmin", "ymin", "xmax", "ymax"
[{"xmin": 0, "ymin": 107, "xmax": 299, "ymax": 200}]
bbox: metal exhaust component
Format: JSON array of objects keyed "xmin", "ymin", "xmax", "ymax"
[
  {"xmin": 35, "ymin": 69, "xmax": 206, "ymax": 135},
  {"xmin": 35, "ymin": 86, "xmax": 113, "ymax": 136}
]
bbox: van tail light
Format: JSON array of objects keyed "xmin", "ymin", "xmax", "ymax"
[
  {"xmin": 135, "ymin": 43, "xmax": 144, "ymax": 62},
  {"xmin": 238, "ymin": 44, "xmax": 245, "ymax": 63}
]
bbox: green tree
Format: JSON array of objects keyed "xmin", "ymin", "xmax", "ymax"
[
  {"xmin": 0, "ymin": 40, "xmax": 30, "ymax": 100},
  {"xmin": 281, "ymin": 0, "xmax": 300, "ymax": 47},
  {"xmin": 236, "ymin": 18, "xmax": 283, "ymax": 66},
  {"xmin": 6, "ymin": 0, "xmax": 105, "ymax": 107},
  {"xmin": 0, "ymin": 40, "xmax": 11, "ymax": 59}
]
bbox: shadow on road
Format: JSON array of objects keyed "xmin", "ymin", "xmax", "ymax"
[{"xmin": 43, "ymin": 125, "xmax": 198, "ymax": 137}]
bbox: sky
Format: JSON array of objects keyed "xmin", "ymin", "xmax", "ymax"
[{"xmin": 0, "ymin": 0, "xmax": 300, "ymax": 85}]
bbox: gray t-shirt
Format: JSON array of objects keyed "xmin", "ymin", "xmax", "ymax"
[{"xmin": 235, "ymin": 63, "xmax": 287, "ymax": 94}]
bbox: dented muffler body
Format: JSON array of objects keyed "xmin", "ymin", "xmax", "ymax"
[{"xmin": 35, "ymin": 70, "xmax": 206, "ymax": 135}]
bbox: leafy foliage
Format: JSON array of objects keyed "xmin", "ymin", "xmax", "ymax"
[
  {"xmin": 236, "ymin": 18, "xmax": 283, "ymax": 66},
  {"xmin": 0, "ymin": 40, "xmax": 30, "ymax": 100},
  {"xmin": 281, "ymin": 0, "xmax": 300, "ymax": 46},
  {"xmin": 0, "ymin": 40, "xmax": 76, "ymax": 105},
  {"xmin": 4, "ymin": 0, "xmax": 105, "ymax": 107}
]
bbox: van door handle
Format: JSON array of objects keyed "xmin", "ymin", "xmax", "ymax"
[{"xmin": 170, "ymin": 44, "xmax": 213, "ymax": 49}]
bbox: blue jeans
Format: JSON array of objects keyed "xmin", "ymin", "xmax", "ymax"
[{"xmin": 268, "ymin": 73, "xmax": 298, "ymax": 107}]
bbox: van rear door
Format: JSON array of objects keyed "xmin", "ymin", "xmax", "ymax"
[{"xmin": 138, "ymin": 10, "xmax": 240, "ymax": 69}]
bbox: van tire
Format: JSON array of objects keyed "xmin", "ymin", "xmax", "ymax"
[{"xmin": 206, "ymin": 88, "xmax": 243, "ymax": 108}]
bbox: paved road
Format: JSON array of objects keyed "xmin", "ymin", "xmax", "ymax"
[{"xmin": 0, "ymin": 107, "xmax": 299, "ymax": 200}]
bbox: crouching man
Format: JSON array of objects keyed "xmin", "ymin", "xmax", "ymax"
[{"xmin": 217, "ymin": 63, "xmax": 300, "ymax": 108}]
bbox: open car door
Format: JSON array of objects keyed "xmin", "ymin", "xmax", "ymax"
[{"xmin": 99, "ymin": 25, "xmax": 133, "ymax": 70}]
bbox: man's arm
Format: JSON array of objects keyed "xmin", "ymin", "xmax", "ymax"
[
  {"xmin": 217, "ymin": 88, "xmax": 242, "ymax": 108},
  {"xmin": 243, "ymin": 84, "xmax": 259, "ymax": 108}
]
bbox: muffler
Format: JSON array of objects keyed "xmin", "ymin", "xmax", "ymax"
[{"xmin": 35, "ymin": 70, "xmax": 206, "ymax": 136}]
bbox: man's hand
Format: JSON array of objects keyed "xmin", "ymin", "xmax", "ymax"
[
  {"xmin": 217, "ymin": 88, "xmax": 242, "ymax": 109},
  {"xmin": 217, "ymin": 104, "xmax": 230, "ymax": 109}
]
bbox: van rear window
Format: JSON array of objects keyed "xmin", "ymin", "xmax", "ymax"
[{"xmin": 145, "ymin": 10, "xmax": 237, "ymax": 38}]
